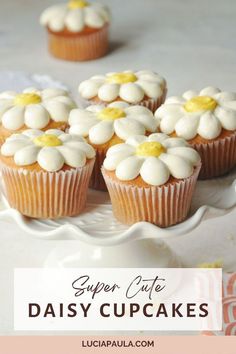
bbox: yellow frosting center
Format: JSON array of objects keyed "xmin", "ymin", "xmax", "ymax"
[
  {"xmin": 136, "ymin": 141, "xmax": 166, "ymax": 157},
  {"xmin": 184, "ymin": 96, "xmax": 217, "ymax": 113},
  {"xmin": 34, "ymin": 134, "xmax": 62, "ymax": 148},
  {"xmin": 98, "ymin": 107, "xmax": 126, "ymax": 121},
  {"xmin": 107, "ymin": 73, "xmax": 138, "ymax": 85},
  {"xmin": 14, "ymin": 93, "xmax": 42, "ymax": 106},
  {"xmin": 68, "ymin": 0, "xmax": 89, "ymax": 9}
]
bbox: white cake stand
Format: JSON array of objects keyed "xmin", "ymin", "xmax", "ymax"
[
  {"xmin": 0, "ymin": 71, "xmax": 235, "ymax": 268},
  {"xmin": 0, "ymin": 169, "xmax": 235, "ymax": 268}
]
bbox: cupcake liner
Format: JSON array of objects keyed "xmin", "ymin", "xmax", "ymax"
[
  {"xmin": 89, "ymin": 147, "xmax": 107, "ymax": 191},
  {"xmin": 192, "ymin": 132, "xmax": 236, "ymax": 179},
  {"xmin": 47, "ymin": 25, "xmax": 109, "ymax": 62},
  {"xmin": 0, "ymin": 159, "xmax": 95, "ymax": 219},
  {"xmin": 102, "ymin": 164, "xmax": 201, "ymax": 228}
]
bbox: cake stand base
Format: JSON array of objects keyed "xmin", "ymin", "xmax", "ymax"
[{"xmin": 45, "ymin": 239, "xmax": 181, "ymax": 268}]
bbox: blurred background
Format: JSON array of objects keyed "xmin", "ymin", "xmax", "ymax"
[{"xmin": 0, "ymin": 0, "xmax": 236, "ymax": 96}]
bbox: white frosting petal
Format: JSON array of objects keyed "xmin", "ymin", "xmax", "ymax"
[
  {"xmin": 136, "ymin": 80, "xmax": 162, "ymax": 99},
  {"xmin": 98, "ymin": 84, "xmax": 120, "ymax": 102},
  {"xmin": 162, "ymin": 137, "xmax": 189, "ymax": 148},
  {"xmin": 14, "ymin": 145, "xmax": 40, "ymax": 166},
  {"xmin": 37, "ymin": 147, "xmax": 65, "ymax": 172},
  {"xmin": 1, "ymin": 138, "xmax": 31, "ymax": 156},
  {"xmin": 214, "ymin": 107, "xmax": 236, "ymax": 131},
  {"xmin": 200, "ymin": 87, "xmax": 220, "ymax": 96},
  {"xmin": 43, "ymin": 100, "xmax": 71, "ymax": 122},
  {"xmin": 57, "ymin": 146, "xmax": 86, "ymax": 168},
  {"xmin": 108, "ymin": 101, "xmax": 130, "ymax": 109},
  {"xmin": 182, "ymin": 90, "xmax": 198, "ymax": 100},
  {"xmin": 79, "ymin": 80, "xmax": 102, "ymax": 99},
  {"xmin": 106, "ymin": 143, "xmax": 135, "ymax": 157},
  {"xmin": 156, "ymin": 104, "xmax": 184, "ymax": 134},
  {"xmin": 89, "ymin": 120, "xmax": 114, "ymax": 145},
  {"xmin": 1, "ymin": 106, "xmax": 25, "ymax": 130},
  {"xmin": 114, "ymin": 118, "xmax": 145, "ymax": 141},
  {"xmin": 65, "ymin": 9, "xmax": 84, "ymax": 32},
  {"xmin": 140, "ymin": 157, "xmax": 170, "ymax": 186},
  {"xmin": 214, "ymin": 92, "xmax": 236, "ymax": 103},
  {"xmin": 116, "ymin": 156, "xmax": 144, "ymax": 181},
  {"xmin": 24, "ymin": 104, "xmax": 50, "ymax": 129},
  {"xmin": 119, "ymin": 83, "xmax": 145, "ymax": 103},
  {"xmin": 125, "ymin": 135, "xmax": 147, "ymax": 147},
  {"xmin": 197, "ymin": 112, "xmax": 222, "ymax": 139},
  {"xmin": 165, "ymin": 96, "xmax": 185, "ymax": 104},
  {"xmin": 128, "ymin": 114, "xmax": 158, "ymax": 132},
  {"xmin": 159, "ymin": 153, "xmax": 193, "ymax": 179},
  {"xmin": 0, "ymin": 101, "xmax": 13, "ymax": 121},
  {"xmin": 48, "ymin": 7, "xmax": 68, "ymax": 32},
  {"xmin": 42, "ymin": 88, "xmax": 69, "ymax": 100},
  {"xmin": 222, "ymin": 101, "xmax": 236, "ymax": 111},
  {"xmin": 65, "ymin": 141, "xmax": 96, "ymax": 159},
  {"xmin": 52, "ymin": 95, "xmax": 76, "ymax": 109},
  {"xmin": 84, "ymin": 7, "xmax": 105, "ymax": 28},
  {"xmin": 167, "ymin": 147, "xmax": 201, "ymax": 166},
  {"xmin": 103, "ymin": 149, "xmax": 134, "ymax": 170},
  {"xmin": 175, "ymin": 115, "xmax": 200, "ymax": 140}
]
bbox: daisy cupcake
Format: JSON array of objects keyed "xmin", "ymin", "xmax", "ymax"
[
  {"xmin": 69, "ymin": 102, "xmax": 159, "ymax": 190},
  {"xmin": 78, "ymin": 70, "xmax": 167, "ymax": 112},
  {"xmin": 40, "ymin": 0, "xmax": 110, "ymax": 61},
  {"xmin": 0, "ymin": 87, "xmax": 76, "ymax": 145},
  {"xmin": 155, "ymin": 87, "xmax": 236, "ymax": 179},
  {"xmin": 0, "ymin": 129, "xmax": 95, "ymax": 218},
  {"xmin": 102, "ymin": 133, "xmax": 201, "ymax": 227}
]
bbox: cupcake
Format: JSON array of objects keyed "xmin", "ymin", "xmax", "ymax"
[
  {"xmin": 78, "ymin": 70, "xmax": 167, "ymax": 112},
  {"xmin": 40, "ymin": 0, "xmax": 110, "ymax": 61},
  {"xmin": 0, "ymin": 129, "xmax": 95, "ymax": 219},
  {"xmin": 69, "ymin": 102, "xmax": 160, "ymax": 190},
  {"xmin": 155, "ymin": 87, "xmax": 236, "ymax": 179},
  {"xmin": 0, "ymin": 87, "xmax": 76, "ymax": 145},
  {"xmin": 102, "ymin": 133, "xmax": 201, "ymax": 227}
]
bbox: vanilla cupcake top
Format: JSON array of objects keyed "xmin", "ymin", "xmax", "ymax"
[
  {"xmin": 155, "ymin": 87, "xmax": 236, "ymax": 140},
  {"xmin": 1, "ymin": 129, "xmax": 95, "ymax": 172},
  {"xmin": 78, "ymin": 70, "xmax": 167, "ymax": 104},
  {"xmin": 40, "ymin": 0, "xmax": 110, "ymax": 33},
  {"xmin": 103, "ymin": 133, "xmax": 201, "ymax": 186},
  {"xmin": 0, "ymin": 88, "xmax": 76, "ymax": 132},
  {"xmin": 69, "ymin": 102, "xmax": 159, "ymax": 145}
]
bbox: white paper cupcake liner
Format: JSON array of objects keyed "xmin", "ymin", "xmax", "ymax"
[
  {"xmin": 0, "ymin": 159, "xmax": 94, "ymax": 219},
  {"xmin": 47, "ymin": 25, "xmax": 109, "ymax": 62},
  {"xmin": 192, "ymin": 132, "xmax": 236, "ymax": 179},
  {"xmin": 102, "ymin": 164, "xmax": 201, "ymax": 228}
]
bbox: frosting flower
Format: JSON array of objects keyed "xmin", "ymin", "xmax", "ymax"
[
  {"xmin": 40, "ymin": 0, "xmax": 110, "ymax": 33},
  {"xmin": 78, "ymin": 70, "xmax": 166, "ymax": 104},
  {"xmin": 1, "ymin": 129, "xmax": 95, "ymax": 172},
  {"xmin": 0, "ymin": 88, "xmax": 76, "ymax": 132},
  {"xmin": 103, "ymin": 133, "xmax": 200, "ymax": 186},
  {"xmin": 155, "ymin": 87, "xmax": 236, "ymax": 140},
  {"xmin": 69, "ymin": 102, "xmax": 159, "ymax": 145}
]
